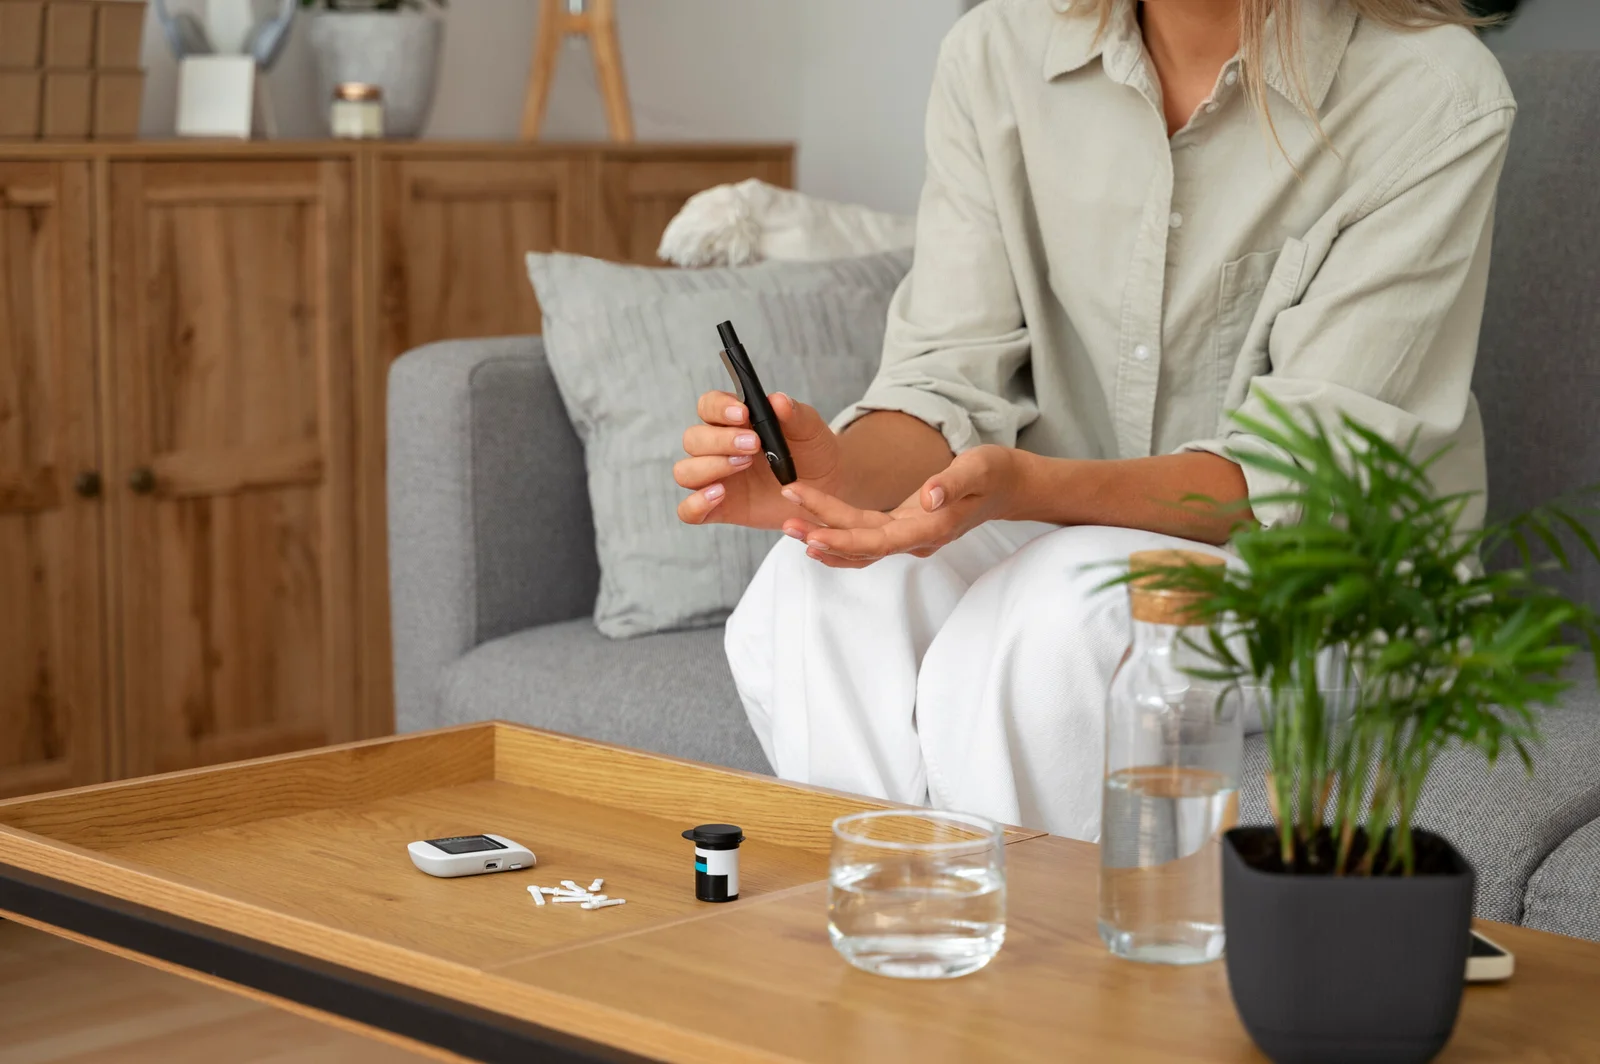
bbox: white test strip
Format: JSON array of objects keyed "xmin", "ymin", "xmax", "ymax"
[
  {"xmin": 553, "ymin": 889, "xmax": 590, "ymax": 898},
  {"xmin": 588, "ymin": 878, "xmax": 604, "ymax": 892},
  {"xmin": 553, "ymin": 894, "xmax": 593, "ymax": 904},
  {"xmin": 528, "ymin": 886, "xmax": 546, "ymax": 906},
  {"xmin": 539, "ymin": 887, "xmax": 560, "ymax": 895},
  {"xmin": 582, "ymin": 898, "xmax": 626, "ymax": 910},
  {"xmin": 560, "ymin": 880, "xmax": 581, "ymax": 891}
]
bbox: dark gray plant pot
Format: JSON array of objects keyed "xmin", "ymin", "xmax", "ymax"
[{"xmin": 1221, "ymin": 827, "xmax": 1474, "ymax": 1064}]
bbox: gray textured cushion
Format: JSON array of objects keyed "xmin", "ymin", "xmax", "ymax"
[
  {"xmin": 1523, "ymin": 816, "xmax": 1600, "ymax": 943},
  {"xmin": 440, "ymin": 618, "xmax": 767, "ymax": 774},
  {"xmin": 527, "ymin": 251, "xmax": 911, "ymax": 639},
  {"xmin": 1240, "ymin": 660, "xmax": 1600, "ymax": 923},
  {"xmin": 1477, "ymin": 53, "xmax": 1600, "ymax": 612},
  {"xmin": 388, "ymin": 338, "xmax": 599, "ymax": 733}
]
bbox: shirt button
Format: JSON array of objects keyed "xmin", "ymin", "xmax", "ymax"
[
  {"xmin": 1133, "ymin": 345, "xmax": 1151, "ymax": 362},
  {"xmin": 1169, "ymin": 212, "xmax": 1184, "ymax": 229},
  {"xmin": 1225, "ymin": 70, "xmax": 1239, "ymax": 87},
  {"xmin": 1205, "ymin": 101, "xmax": 1218, "ymax": 114}
]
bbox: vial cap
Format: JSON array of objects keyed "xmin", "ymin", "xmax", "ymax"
[{"xmin": 683, "ymin": 824, "xmax": 745, "ymax": 850}]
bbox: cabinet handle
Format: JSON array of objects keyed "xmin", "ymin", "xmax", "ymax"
[
  {"xmin": 73, "ymin": 471, "xmax": 103, "ymax": 499},
  {"xmin": 127, "ymin": 467, "xmax": 157, "ymax": 495}
]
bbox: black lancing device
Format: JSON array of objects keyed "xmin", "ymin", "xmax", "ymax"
[{"xmin": 717, "ymin": 320, "xmax": 798, "ymax": 485}]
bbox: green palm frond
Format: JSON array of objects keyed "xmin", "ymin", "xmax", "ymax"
[{"xmin": 1103, "ymin": 393, "xmax": 1600, "ymax": 874}]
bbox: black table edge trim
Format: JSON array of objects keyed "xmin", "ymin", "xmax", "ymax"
[{"xmin": 0, "ymin": 861, "xmax": 653, "ymax": 1064}]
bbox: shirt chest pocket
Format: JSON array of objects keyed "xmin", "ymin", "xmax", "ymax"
[{"xmin": 1215, "ymin": 239, "xmax": 1308, "ymax": 417}]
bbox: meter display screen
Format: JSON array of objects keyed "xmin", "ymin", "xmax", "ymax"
[{"xmin": 425, "ymin": 835, "xmax": 506, "ymax": 855}]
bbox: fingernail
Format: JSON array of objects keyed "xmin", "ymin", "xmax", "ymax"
[
  {"xmin": 704, "ymin": 484, "xmax": 725, "ymax": 502},
  {"xmin": 928, "ymin": 486, "xmax": 946, "ymax": 511},
  {"xmin": 806, "ymin": 540, "xmax": 829, "ymax": 553},
  {"xmin": 807, "ymin": 548, "xmax": 827, "ymax": 561},
  {"xmin": 726, "ymin": 406, "xmax": 745, "ymax": 423},
  {"xmin": 735, "ymin": 433, "xmax": 759, "ymax": 452},
  {"xmin": 729, "ymin": 455, "xmax": 754, "ymax": 468},
  {"xmin": 784, "ymin": 527, "xmax": 805, "ymax": 541},
  {"xmin": 781, "ymin": 488, "xmax": 801, "ymax": 505}
]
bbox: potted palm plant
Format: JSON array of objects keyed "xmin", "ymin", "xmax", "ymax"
[
  {"xmin": 302, "ymin": 0, "xmax": 448, "ymax": 138},
  {"xmin": 1124, "ymin": 396, "xmax": 1599, "ymax": 1064}
]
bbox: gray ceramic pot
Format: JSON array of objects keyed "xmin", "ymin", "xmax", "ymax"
[
  {"xmin": 308, "ymin": 11, "xmax": 443, "ymax": 138},
  {"xmin": 1222, "ymin": 827, "xmax": 1475, "ymax": 1064}
]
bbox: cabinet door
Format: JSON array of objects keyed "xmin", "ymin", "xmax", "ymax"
[
  {"xmin": 108, "ymin": 160, "xmax": 358, "ymax": 777},
  {"xmin": 593, "ymin": 152, "xmax": 794, "ymax": 266},
  {"xmin": 377, "ymin": 156, "xmax": 583, "ymax": 360},
  {"xmin": 0, "ymin": 162, "xmax": 106, "ymax": 797}
]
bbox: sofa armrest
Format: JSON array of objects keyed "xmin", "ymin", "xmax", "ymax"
[{"xmin": 388, "ymin": 336, "xmax": 599, "ymax": 733}]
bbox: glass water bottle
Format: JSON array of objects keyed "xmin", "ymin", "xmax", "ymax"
[{"xmin": 1099, "ymin": 550, "xmax": 1242, "ymax": 965}]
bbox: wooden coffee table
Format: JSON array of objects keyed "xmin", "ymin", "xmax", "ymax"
[{"xmin": 0, "ymin": 723, "xmax": 1595, "ymax": 1063}]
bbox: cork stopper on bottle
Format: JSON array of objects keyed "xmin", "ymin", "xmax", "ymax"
[{"xmin": 1127, "ymin": 550, "xmax": 1227, "ymax": 625}]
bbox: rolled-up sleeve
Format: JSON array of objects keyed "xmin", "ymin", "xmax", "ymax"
[
  {"xmin": 830, "ymin": 44, "xmax": 1038, "ymax": 455},
  {"xmin": 1181, "ymin": 103, "xmax": 1514, "ymax": 529}
]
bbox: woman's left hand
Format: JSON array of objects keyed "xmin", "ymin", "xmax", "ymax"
[{"xmin": 780, "ymin": 445, "xmax": 1028, "ymax": 569}]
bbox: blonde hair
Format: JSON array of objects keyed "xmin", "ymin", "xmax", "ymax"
[{"xmin": 1083, "ymin": 1, "xmax": 1493, "ymax": 148}]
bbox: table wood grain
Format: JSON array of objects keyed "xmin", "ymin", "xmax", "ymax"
[
  {"xmin": 502, "ymin": 834, "xmax": 1600, "ymax": 1062},
  {"xmin": 0, "ymin": 724, "xmax": 1595, "ymax": 1063}
]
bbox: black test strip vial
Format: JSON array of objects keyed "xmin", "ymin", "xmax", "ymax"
[{"xmin": 683, "ymin": 824, "xmax": 744, "ymax": 902}]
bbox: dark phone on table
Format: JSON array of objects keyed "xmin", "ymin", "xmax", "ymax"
[{"xmin": 1466, "ymin": 929, "xmax": 1514, "ymax": 982}]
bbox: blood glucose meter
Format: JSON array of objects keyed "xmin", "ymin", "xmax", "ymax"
[{"xmin": 407, "ymin": 834, "xmax": 536, "ymax": 878}]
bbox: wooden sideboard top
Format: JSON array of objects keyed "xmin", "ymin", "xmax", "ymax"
[{"xmin": 0, "ymin": 140, "xmax": 796, "ymax": 161}]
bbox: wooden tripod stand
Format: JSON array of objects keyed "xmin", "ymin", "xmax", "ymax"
[{"xmin": 520, "ymin": 0, "xmax": 635, "ymax": 142}]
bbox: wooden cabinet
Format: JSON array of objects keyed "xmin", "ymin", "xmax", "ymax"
[
  {"xmin": 107, "ymin": 159, "xmax": 358, "ymax": 776},
  {"xmin": 378, "ymin": 154, "xmax": 584, "ymax": 360},
  {"xmin": 594, "ymin": 152, "xmax": 793, "ymax": 265},
  {"xmin": 0, "ymin": 161, "xmax": 105, "ymax": 798},
  {"xmin": 374, "ymin": 145, "xmax": 795, "ymax": 357},
  {"xmin": 0, "ymin": 141, "xmax": 791, "ymax": 792}
]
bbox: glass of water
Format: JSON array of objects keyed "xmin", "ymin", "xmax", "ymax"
[{"xmin": 828, "ymin": 810, "xmax": 1006, "ymax": 980}]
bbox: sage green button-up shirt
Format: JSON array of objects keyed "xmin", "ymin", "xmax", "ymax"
[{"xmin": 834, "ymin": 0, "xmax": 1516, "ymax": 529}]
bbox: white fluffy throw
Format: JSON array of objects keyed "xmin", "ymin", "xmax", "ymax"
[{"xmin": 657, "ymin": 179, "xmax": 917, "ymax": 268}]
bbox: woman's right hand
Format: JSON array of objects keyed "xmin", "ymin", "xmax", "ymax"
[{"xmin": 676, "ymin": 391, "xmax": 845, "ymax": 529}]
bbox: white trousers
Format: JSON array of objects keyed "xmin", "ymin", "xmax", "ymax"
[{"xmin": 725, "ymin": 523, "xmax": 1238, "ymax": 841}]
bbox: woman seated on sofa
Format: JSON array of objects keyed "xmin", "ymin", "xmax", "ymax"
[{"xmin": 673, "ymin": 0, "xmax": 1514, "ymax": 839}]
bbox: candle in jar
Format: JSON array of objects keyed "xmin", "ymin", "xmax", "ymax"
[{"xmin": 330, "ymin": 83, "xmax": 384, "ymax": 139}]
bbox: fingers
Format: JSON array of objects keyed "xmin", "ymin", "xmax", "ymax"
[
  {"xmin": 779, "ymin": 483, "xmax": 892, "ymax": 532},
  {"xmin": 918, "ymin": 446, "xmax": 997, "ymax": 512},
  {"xmin": 806, "ymin": 550, "xmax": 877, "ymax": 570},
  {"xmin": 778, "ymin": 481, "xmax": 957, "ymax": 562},
  {"xmin": 697, "ymin": 390, "xmax": 748, "ymax": 427},
  {"xmin": 683, "ymin": 424, "xmax": 764, "ymax": 458},
  {"xmin": 805, "ymin": 514, "xmax": 950, "ymax": 560},
  {"xmin": 675, "ymin": 454, "xmax": 755, "ymax": 490},
  {"xmin": 781, "ymin": 518, "xmax": 823, "ymax": 541},
  {"xmin": 771, "ymin": 393, "xmax": 828, "ymax": 442},
  {"xmin": 781, "ymin": 521, "xmax": 873, "ymax": 560},
  {"xmin": 676, "ymin": 482, "xmax": 727, "ymax": 525}
]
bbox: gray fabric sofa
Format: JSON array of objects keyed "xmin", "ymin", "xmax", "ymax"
[{"xmin": 388, "ymin": 53, "xmax": 1600, "ymax": 940}]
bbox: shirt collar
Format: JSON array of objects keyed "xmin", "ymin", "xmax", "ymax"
[
  {"xmin": 1043, "ymin": 0, "xmax": 1139, "ymax": 83},
  {"xmin": 1262, "ymin": 0, "xmax": 1359, "ymax": 117},
  {"xmin": 1043, "ymin": 0, "xmax": 1359, "ymax": 118}
]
